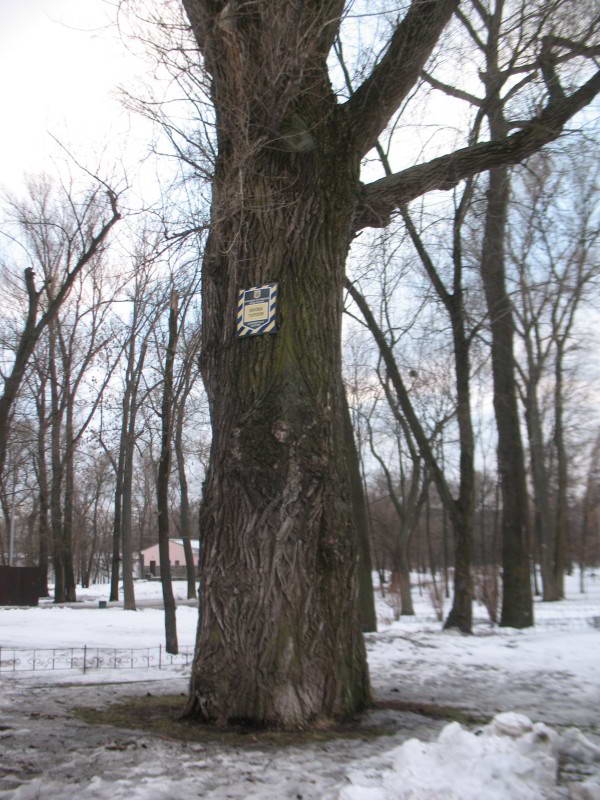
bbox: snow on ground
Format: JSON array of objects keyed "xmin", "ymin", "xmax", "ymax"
[{"xmin": 0, "ymin": 574, "xmax": 599, "ymax": 799}]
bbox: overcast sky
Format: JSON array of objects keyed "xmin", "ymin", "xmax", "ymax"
[{"xmin": 0, "ymin": 0, "xmax": 150, "ymax": 195}]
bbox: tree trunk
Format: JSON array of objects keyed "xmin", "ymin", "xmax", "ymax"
[
  {"xmin": 36, "ymin": 383, "xmax": 50, "ymax": 597},
  {"xmin": 396, "ymin": 539, "xmax": 415, "ymax": 616},
  {"xmin": 441, "ymin": 295, "xmax": 474, "ymax": 632},
  {"xmin": 157, "ymin": 292, "xmax": 179, "ymax": 654},
  {"xmin": 524, "ymin": 375, "xmax": 559, "ymax": 601},
  {"xmin": 109, "ymin": 441, "xmax": 124, "ymax": 602},
  {"xmin": 185, "ymin": 137, "xmax": 369, "ymax": 727},
  {"xmin": 121, "ymin": 421, "xmax": 137, "ymax": 611},
  {"xmin": 110, "ymin": 329, "xmax": 142, "ymax": 606},
  {"xmin": 62, "ymin": 403, "xmax": 77, "ymax": 602},
  {"xmin": 343, "ymin": 396, "xmax": 376, "ymax": 632},
  {"xmin": 174, "ymin": 388, "xmax": 198, "ymax": 601},
  {"xmin": 552, "ymin": 341, "xmax": 568, "ymax": 599},
  {"xmin": 479, "ymin": 161, "xmax": 533, "ymax": 628},
  {"xmin": 48, "ymin": 322, "xmax": 66, "ymax": 603}
]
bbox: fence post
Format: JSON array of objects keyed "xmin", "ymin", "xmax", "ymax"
[{"xmin": 83, "ymin": 644, "xmax": 87, "ymax": 674}]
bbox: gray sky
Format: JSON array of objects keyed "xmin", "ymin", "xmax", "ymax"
[{"xmin": 0, "ymin": 0, "xmax": 148, "ymax": 194}]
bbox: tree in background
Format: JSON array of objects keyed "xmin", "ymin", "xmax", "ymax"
[
  {"xmin": 165, "ymin": 0, "xmax": 600, "ymax": 727},
  {"xmin": 510, "ymin": 146, "xmax": 600, "ymax": 600},
  {"xmin": 0, "ymin": 177, "xmax": 120, "ymax": 597}
]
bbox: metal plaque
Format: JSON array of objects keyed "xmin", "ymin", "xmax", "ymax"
[{"xmin": 237, "ymin": 282, "xmax": 278, "ymax": 337}]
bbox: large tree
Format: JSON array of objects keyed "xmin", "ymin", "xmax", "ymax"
[{"xmin": 176, "ymin": 0, "xmax": 600, "ymax": 727}]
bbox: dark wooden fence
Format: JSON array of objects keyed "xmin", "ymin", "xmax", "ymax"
[{"xmin": 0, "ymin": 566, "xmax": 41, "ymax": 606}]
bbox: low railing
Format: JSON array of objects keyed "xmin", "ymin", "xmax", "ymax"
[{"xmin": 0, "ymin": 644, "xmax": 194, "ymax": 674}]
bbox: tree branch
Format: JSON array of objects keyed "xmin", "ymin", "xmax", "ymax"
[
  {"xmin": 422, "ymin": 70, "xmax": 483, "ymax": 106},
  {"xmin": 354, "ymin": 68, "xmax": 600, "ymax": 230},
  {"xmin": 343, "ymin": 0, "xmax": 459, "ymax": 156},
  {"xmin": 456, "ymin": 6, "xmax": 486, "ymax": 52},
  {"xmin": 545, "ymin": 35, "xmax": 600, "ymax": 60},
  {"xmin": 345, "ymin": 278, "xmax": 457, "ymax": 518}
]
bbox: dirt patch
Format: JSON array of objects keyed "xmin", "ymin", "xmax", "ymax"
[
  {"xmin": 72, "ymin": 693, "xmax": 489, "ymax": 748},
  {"xmin": 73, "ymin": 694, "xmax": 405, "ymax": 747},
  {"xmin": 374, "ymin": 699, "xmax": 491, "ymax": 727}
]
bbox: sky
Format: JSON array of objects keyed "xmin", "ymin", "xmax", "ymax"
[{"xmin": 0, "ymin": 0, "xmax": 149, "ymax": 196}]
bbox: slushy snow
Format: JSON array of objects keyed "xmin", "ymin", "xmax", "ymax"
[{"xmin": 1, "ymin": 574, "xmax": 599, "ymax": 799}]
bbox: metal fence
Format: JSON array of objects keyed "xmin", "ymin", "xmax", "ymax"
[{"xmin": 0, "ymin": 644, "xmax": 195, "ymax": 674}]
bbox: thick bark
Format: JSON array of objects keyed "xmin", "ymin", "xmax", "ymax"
[
  {"xmin": 181, "ymin": 2, "xmax": 376, "ymax": 728},
  {"xmin": 187, "ymin": 165, "xmax": 370, "ymax": 724},
  {"xmin": 177, "ymin": 0, "xmax": 600, "ymax": 726},
  {"xmin": 185, "ymin": 139, "xmax": 370, "ymax": 728}
]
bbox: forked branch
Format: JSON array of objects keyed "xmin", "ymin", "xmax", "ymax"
[{"xmin": 354, "ymin": 68, "xmax": 600, "ymax": 230}]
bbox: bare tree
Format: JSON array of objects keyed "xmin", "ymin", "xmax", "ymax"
[
  {"xmin": 420, "ymin": 0, "xmax": 600, "ymax": 627},
  {"xmin": 156, "ymin": 290, "xmax": 180, "ymax": 654},
  {"xmin": 0, "ymin": 177, "xmax": 120, "ymax": 494},
  {"xmin": 128, "ymin": 0, "xmax": 600, "ymax": 726},
  {"xmin": 510, "ymin": 146, "xmax": 600, "ymax": 600}
]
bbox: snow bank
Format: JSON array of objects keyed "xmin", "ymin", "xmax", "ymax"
[{"xmin": 339, "ymin": 713, "xmax": 600, "ymax": 800}]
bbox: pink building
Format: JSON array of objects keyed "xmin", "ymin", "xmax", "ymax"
[{"xmin": 139, "ymin": 539, "xmax": 199, "ymax": 577}]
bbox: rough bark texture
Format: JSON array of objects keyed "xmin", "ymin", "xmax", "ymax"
[
  {"xmin": 187, "ymin": 144, "xmax": 370, "ymax": 724},
  {"xmin": 184, "ymin": 80, "xmax": 368, "ymax": 728},
  {"xmin": 177, "ymin": 0, "xmax": 600, "ymax": 726}
]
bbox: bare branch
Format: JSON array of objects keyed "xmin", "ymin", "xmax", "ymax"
[
  {"xmin": 422, "ymin": 70, "xmax": 483, "ymax": 106},
  {"xmin": 354, "ymin": 68, "xmax": 600, "ymax": 230},
  {"xmin": 342, "ymin": 0, "xmax": 459, "ymax": 156}
]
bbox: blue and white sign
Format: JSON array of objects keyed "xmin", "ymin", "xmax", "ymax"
[{"xmin": 237, "ymin": 282, "xmax": 278, "ymax": 337}]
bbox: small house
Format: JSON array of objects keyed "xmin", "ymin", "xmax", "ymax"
[{"xmin": 139, "ymin": 538, "xmax": 200, "ymax": 579}]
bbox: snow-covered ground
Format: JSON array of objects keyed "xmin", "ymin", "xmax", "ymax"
[{"xmin": 1, "ymin": 574, "xmax": 599, "ymax": 799}]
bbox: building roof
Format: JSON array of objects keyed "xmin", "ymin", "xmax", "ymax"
[{"xmin": 140, "ymin": 538, "xmax": 200, "ymax": 555}]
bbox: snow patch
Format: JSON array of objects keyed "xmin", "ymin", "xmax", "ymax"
[{"xmin": 340, "ymin": 713, "xmax": 600, "ymax": 800}]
